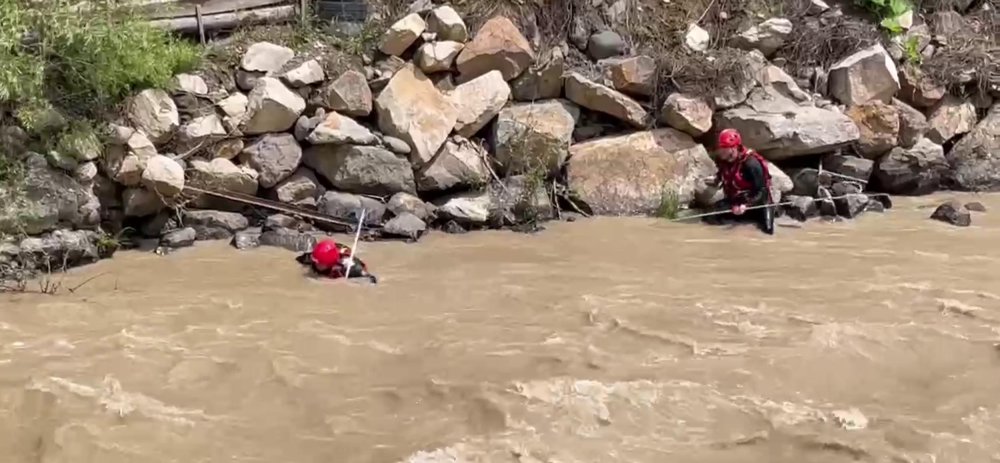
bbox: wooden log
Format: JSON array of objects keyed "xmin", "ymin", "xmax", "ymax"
[
  {"xmin": 135, "ymin": 0, "xmax": 288, "ymax": 20},
  {"xmin": 195, "ymin": 5, "xmax": 206, "ymax": 44},
  {"xmin": 148, "ymin": 5, "xmax": 297, "ymax": 33}
]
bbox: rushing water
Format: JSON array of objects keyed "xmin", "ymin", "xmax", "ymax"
[{"xmin": 2, "ymin": 194, "xmax": 1000, "ymax": 463}]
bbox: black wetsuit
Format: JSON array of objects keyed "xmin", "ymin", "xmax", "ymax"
[
  {"xmin": 295, "ymin": 252, "xmax": 378, "ymax": 283},
  {"xmin": 709, "ymin": 155, "xmax": 775, "ymax": 235}
]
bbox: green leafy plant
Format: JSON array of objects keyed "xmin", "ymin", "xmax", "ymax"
[
  {"xmin": 903, "ymin": 35, "xmax": 923, "ymax": 64},
  {"xmin": 656, "ymin": 187, "xmax": 682, "ymax": 220},
  {"xmin": 855, "ymin": 0, "xmax": 913, "ymax": 34}
]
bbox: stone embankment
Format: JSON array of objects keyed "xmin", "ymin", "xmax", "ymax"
[{"xmin": 2, "ymin": 1, "xmax": 997, "ymax": 272}]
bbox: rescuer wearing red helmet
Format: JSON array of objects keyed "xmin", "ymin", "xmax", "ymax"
[
  {"xmin": 296, "ymin": 239, "xmax": 377, "ymax": 283},
  {"xmin": 710, "ymin": 128, "xmax": 775, "ymax": 234}
]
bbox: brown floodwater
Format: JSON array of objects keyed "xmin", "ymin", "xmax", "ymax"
[{"xmin": 2, "ymin": 193, "xmax": 999, "ymax": 463}]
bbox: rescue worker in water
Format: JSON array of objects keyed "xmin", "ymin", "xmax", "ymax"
[
  {"xmin": 296, "ymin": 239, "xmax": 378, "ymax": 283},
  {"xmin": 708, "ymin": 128, "xmax": 775, "ymax": 235}
]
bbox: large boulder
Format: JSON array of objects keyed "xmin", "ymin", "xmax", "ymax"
[
  {"xmin": 379, "ymin": 13, "xmax": 426, "ymax": 56},
  {"xmin": 127, "ymin": 89, "xmax": 179, "ymax": 145},
  {"xmin": 947, "ymin": 105, "xmax": 1000, "ymax": 191},
  {"xmin": 874, "ymin": 137, "xmax": 948, "ymax": 195},
  {"xmin": 494, "ymin": 100, "xmax": 580, "ymax": 176},
  {"xmin": 239, "ymin": 133, "xmax": 302, "ymax": 188},
  {"xmin": 455, "ymin": 16, "xmax": 534, "ymax": 82},
  {"xmin": 491, "ymin": 174, "xmax": 556, "ymax": 224},
  {"xmin": 714, "ymin": 87, "xmax": 860, "ymax": 160},
  {"xmin": 926, "ymin": 95, "xmax": 977, "ymax": 144},
  {"xmin": 566, "ymin": 128, "xmax": 715, "ymax": 215},
  {"xmin": 240, "ymin": 42, "xmax": 294, "ymax": 73},
  {"xmin": 930, "ymin": 200, "xmax": 971, "ymax": 227},
  {"xmin": 241, "ymin": 77, "xmax": 306, "ymax": 135},
  {"xmin": 659, "ymin": 93, "xmax": 713, "ymax": 137},
  {"xmin": 271, "ymin": 167, "xmax": 324, "ymax": 204},
  {"xmin": 731, "ymin": 18, "xmax": 793, "ymax": 57},
  {"xmin": 388, "ymin": 192, "xmax": 436, "ymax": 221},
  {"xmin": 828, "ymin": 44, "xmax": 900, "ymax": 106},
  {"xmin": 375, "ymin": 64, "xmax": 459, "ymax": 165},
  {"xmin": 432, "ymin": 190, "xmax": 493, "ymax": 225},
  {"xmin": 182, "ymin": 210, "xmax": 250, "ymax": 240},
  {"xmin": 451, "ymin": 70, "xmax": 511, "ymax": 137},
  {"xmin": 898, "ymin": 66, "xmax": 945, "ymax": 108},
  {"xmin": 416, "ymin": 136, "xmax": 489, "ymax": 192},
  {"xmin": 383, "ymin": 212, "xmax": 427, "ymax": 241},
  {"xmin": 564, "ymin": 73, "xmax": 647, "ymax": 128},
  {"xmin": 318, "ymin": 191, "xmax": 386, "ymax": 227},
  {"xmin": 845, "ymin": 101, "xmax": 900, "ymax": 158},
  {"xmin": 122, "ymin": 187, "xmax": 164, "ymax": 218},
  {"xmin": 510, "ymin": 47, "xmax": 564, "ymax": 101},
  {"xmin": 415, "ymin": 41, "xmax": 465, "ymax": 73},
  {"xmin": 141, "ymin": 155, "xmax": 185, "ymax": 197},
  {"xmin": 822, "ymin": 154, "xmax": 875, "ymax": 183},
  {"xmin": 314, "ymin": 70, "xmax": 372, "ymax": 117},
  {"xmin": 3, "ymin": 154, "xmax": 100, "ymax": 235},
  {"xmin": 893, "ymin": 98, "xmax": 928, "ymax": 148},
  {"xmin": 14, "ymin": 229, "xmax": 101, "ymax": 270},
  {"xmin": 188, "ymin": 158, "xmax": 259, "ymax": 196},
  {"xmin": 604, "ymin": 55, "xmax": 656, "ymax": 97},
  {"xmin": 427, "ymin": 5, "xmax": 468, "ymax": 42},
  {"xmin": 305, "ymin": 111, "xmax": 377, "ymax": 145},
  {"xmin": 303, "ymin": 144, "xmax": 416, "ymax": 196}
]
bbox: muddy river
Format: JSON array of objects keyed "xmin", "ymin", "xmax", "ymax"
[{"xmin": 2, "ymin": 194, "xmax": 999, "ymax": 463}]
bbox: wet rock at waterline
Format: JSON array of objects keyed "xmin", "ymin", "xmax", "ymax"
[
  {"xmin": 259, "ymin": 227, "xmax": 321, "ymax": 252},
  {"xmin": 387, "ymin": 192, "xmax": 436, "ymax": 221},
  {"xmin": 319, "ymin": 191, "xmax": 386, "ymax": 227},
  {"xmin": 432, "ymin": 190, "xmax": 492, "ymax": 225},
  {"xmin": 930, "ymin": 200, "xmax": 971, "ymax": 227},
  {"xmin": 231, "ymin": 228, "xmax": 262, "ymax": 250},
  {"xmin": 784, "ymin": 195, "xmax": 820, "ymax": 221},
  {"xmin": 947, "ymin": 105, "xmax": 1000, "ymax": 191},
  {"xmin": 12, "ymin": 230, "xmax": 102, "ymax": 270},
  {"xmin": 822, "ymin": 154, "xmax": 875, "ymax": 183},
  {"xmin": 383, "ymin": 212, "xmax": 428, "ymax": 241},
  {"xmin": 182, "ymin": 210, "xmax": 250, "ymax": 240},
  {"xmin": 874, "ymin": 138, "xmax": 948, "ymax": 195},
  {"xmin": 965, "ymin": 202, "xmax": 987, "ymax": 212},
  {"xmin": 566, "ymin": 129, "xmax": 715, "ymax": 216},
  {"xmin": 160, "ymin": 227, "xmax": 197, "ymax": 248}
]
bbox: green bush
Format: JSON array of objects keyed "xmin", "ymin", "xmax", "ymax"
[
  {"xmin": 0, "ymin": 1, "xmax": 201, "ymax": 134},
  {"xmin": 854, "ymin": 0, "xmax": 913, "ymax": 34}
]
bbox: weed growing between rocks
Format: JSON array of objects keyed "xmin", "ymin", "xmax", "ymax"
[{"xmin": 656, "ymin": 188, "xmax": 682, "ymax": 220}]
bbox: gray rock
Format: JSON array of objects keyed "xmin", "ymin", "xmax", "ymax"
[
  {"xmin": 141, "ymin": 155, "xmax": 185, "ymax": 197},
  {"xmin": 874, "ymin": 138, "xmax": 948, "ymax": 195},
  {"xmin": 494, "ymin": 100, "xmax": 580, "ymax": 176},
  {"xmin": 304, "ymin": 144, "xmax": 416, "ymax": 196},
  {"xmin": 281, "ymin": 59, "xmax": 325, "ymax": 87},
  {"xmin": 587, "ymin": 31, "xmax": 626, "ymax": 60},
  {"xmin": 898, "ymin": 66, "xmax": 946, "ymax": 108},
  {"xmin": 271, "ymin": 167, "xmax": 324, "ymax": 203},
  {"xmin": 835, "ymin": 193, "xmax": 869, "ymax": 218},
  {"xmin": 318, "ymin": 191, "xmax": 386, "ymax": 227},
  {"xmin": 947, "ymin": 105, "xmax": 1000, "ymax": 191},
  {"xmin": 161, "ymin": 227, "xmax": 196, "ymax": 248},
  {"xmin": 416, "ymin": 137, "xmax": 489, "ymax": 192},
  {"xmin": 182, "ymin": 210, "xmax": 250, "ymax": 240},
  {"xmin": 427, "ymin": 5, "xmax": 468, "ymax": 42},
  {"xmin": 259, "ymin": 228, "xmax": 320, "ymax": 252},
  {"xmin": 731, "ymin": 18, "xmax": 793, "ymax": 57},
  {"xmin": 822, "ymin": 154, "xmax": 874, "ymax": 183},
  {"xmin": 294, "ymin": 110, "xmax": 324, "ymax": 142},
  {"xmin": 122, "ymin": 187, "xmax": 164, "ymax": 218},
  {"xmin": 240, "ymin": 133, "xmax": 303, "ymax": 188},
  {"xmin": 893, "ymin": 98, "xmax": 928, "ymax": 148},
  {"xmin": 375, "ymin": 64, "xmax": 459, "ymax": 165},
  {"xmin": 383, "ymin": 136, "xmax": 411, "ymax": 155},
  {"xmin": 127, "ymin": 89, "xmax": 179, "ymax": 145},
  {"xmin": 714, "ymin": 87, "xmax": 860, "ymax": 160},
  {"xmin": 784, "ymin": 195, "xmax": 819, "ymax": 221},
  {"xmin": 15, "ymin": 229, "xmax": 101, "ymax": 271},
  {"xmin": 786, "ymin": 168, "xmax": 834, "ymax": 196},
  {"xmin": 828, "ymin": 44, "xmax": 900, "ymax": 106},
  {"xmin": 383, "ymin": 212, "xmax": 427, "ymax": 240},
  {"xmin": 492, "ymin": 174, "xmax": 555, "ymax": 224},
  {"xmin": 45, "ymin": 150, "xmax": 79, "ymax": 172},
  {"xmin": 387, "ymin": 192, "xmax": 436, "ymax": 221},
  {"xmin": 240, "ymin": 42, "xmax": 294, "ymax": 73},
  {"xmin": 432, "ymin": 190, "xmax": 492, "ymax": 225},
  {"xmin": 140, "ymin": 211, "xmax": 174, "ymax": 237},
  {"xmin": 231, "ymin": 228, "xmax": 262, "ymax": 250},
  {"xmin": 926, "ymin": 95, "xmax": 977, "ymax": 144},
  {"xmin": 6, "ymin": 154, "xmax": 101, "ymax": 235},
  {"xmin": 242, "ymin": 77, "xmax": 306, "ymax": 135},
  {"xmin": 965, "ymin": 202, "xmax": 987, "ymax": 212},
  {"xmin": 930, "ymin": 200, "xmax": 971, "ymax": 227},
  {"xmin": 564, "ymin": 72, "xmax": 648, "ymax": 128}
]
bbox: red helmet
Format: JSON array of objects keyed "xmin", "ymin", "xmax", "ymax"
[
  {"xmin": 717, "ymin": 129, "xmax": 742, "ymax": 149},
  {"xmin": 311, "ymin": 239, "xmax": 341, "ymax": 268}
]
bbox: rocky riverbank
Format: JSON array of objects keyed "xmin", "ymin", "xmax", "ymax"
[{"xmin": 2, "ymin": 0, "xmax": 998, "ymax": 277}]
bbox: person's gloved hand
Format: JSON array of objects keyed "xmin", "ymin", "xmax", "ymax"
[{"xmin": 731, "ymin": 204, "xmax": 747, "ymax": 215}]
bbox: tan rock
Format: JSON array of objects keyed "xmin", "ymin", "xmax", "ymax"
[
  {"xmin": 427, "ymin": 5, "xmax": 468, "ymax": 42},
  {"xmin": 415, "ymin": 41, "xmax": 465, "ymax": 73},
  {"xmin": 828, "ymin": 44, "xmax": 900, "ymax": 106},
  {"xmin": 176, "ymin": 114, "xmax": 227, "ymax": 151},
  {"xmin": 127, "ymin": 89, "xmax": 178, "ymax": 145},
  {"xmin": 455, "ymin": 16, "xmax": 534, "ymax": 81},
  {"xmin": 510, "ymin": 46, "xmax": 564, "ymax": 101},
  {"xmin": 306, "ymin": 111, "xmax": 378, "ymax": 145},
  {"xmin": 494, "ymin": 100, "xmax": 579, "ymax": 176},
  {"xmin": 659, "ymin": 93, "xmax": 712, "ymax": 136},
  {"xmin": 567, "ymin": 129, "xmax": 716, "ymax": 215},
  {"xmin": 926, "ymin": 95, "xmax": 977, "ymax": 144},
  {"xmin": 217, "ymin": 92, "xmax": 249, "ymax": 127},
  {"xmin": 174, "ymin": 73, "xmax": 208, "ymax": 94},
  {"xmin": 281, "ymin": 59, "xmax": 325, "ymax": 87},
  {"xmin": 240, "ymin": 42, "xmax": 294, "ymax": 73},
  {"xmin": 141, "ymin": 155, "xmax": 185, "ymax": 197},
  {"xmin": 242, "ymin": 77, "xmax": 306, "ymax": 135},
  {"xmin": 564, "ymin": 72, "xmax": 647, "ymax": 128},
  {"xmin": 605, "ymin": 55, "xmax": 656, "ymax": 97},
  {"xmin": 892, "ymin": 98, "xmax": 928, "ymax": 148},
  {"xmin": 315, "ymin": 70, "xmax": 372, "ymax": 117},
  {"xmin": 375, "ymin": 64, "xmax": 459, "ymax": 165},
  {"xmin": 898, "ymin": 66, "xmax": 946, "ymax": 108},
  {"xmin": 379, "ymin": 13, "xmax": 426, "ymax": 56},
  {"xmin": 189, "ymin": 158, "xmax": 259, "ymax": 196},
  {"xmin": 450, "ymin": 70, "xmax": 511, "ymax": 137},
  {"xmin": 416, "ymin": 137, "xmax": 489, "ymax": 192},
  {"xmin": 845, "ymin": 101, "xmax": 900, "ymax": 158}
]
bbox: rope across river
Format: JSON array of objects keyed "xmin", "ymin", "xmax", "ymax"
[{"xmin": 671, "ymin": 192, "xmax": 891, "ymax": 222}]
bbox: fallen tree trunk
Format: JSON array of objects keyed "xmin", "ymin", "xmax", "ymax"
[
  {"xmin": 135, "ymin": 0, "xmax": 288, "ymax": 20},
  {"xmin": 148, "ymin": 4, "xmax": 296, "ymax": 33}
]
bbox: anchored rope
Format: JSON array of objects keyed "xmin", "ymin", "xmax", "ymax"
[{"xmin": 671, "ymin": 192, "xmax": 890, "ymax": 222}]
